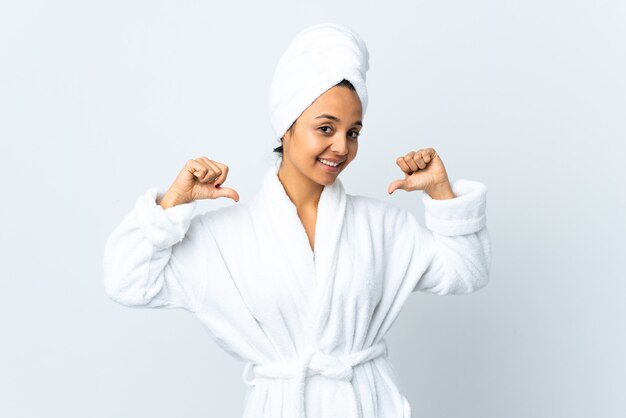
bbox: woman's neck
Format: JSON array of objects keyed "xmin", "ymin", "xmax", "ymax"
[{"xmin": 277, "ymin": 161, "xmax": 323, "ymax": 212}]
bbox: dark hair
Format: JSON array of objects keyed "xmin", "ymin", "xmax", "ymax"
[{"xmin": 273, "ymin": 78, "xmax": 357, "ymax": 156}]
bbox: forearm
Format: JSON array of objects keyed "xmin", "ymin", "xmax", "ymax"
[
  {"xmin": 103, "ymin": 187, "xmax": 199, "ymax": 310},
  {"xmin": 412, "ymin": 178, "xmax": 491, "ymax": 294}
]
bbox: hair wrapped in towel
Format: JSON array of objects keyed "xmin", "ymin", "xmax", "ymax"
[{"xmin": 268, "ymin": 22, "xmax": 370, "ymax": 146}]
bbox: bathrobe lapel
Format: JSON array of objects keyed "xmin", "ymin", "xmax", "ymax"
[
  {"xmin": 307, "ymin": 170, "xmax": 347, "ymax": 340},
  {"xmin": 259, "ymin": 164, "xmax": 347, "ymax": 339}
]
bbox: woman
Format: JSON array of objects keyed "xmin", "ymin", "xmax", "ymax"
[{"xmin": 103, "ymin": 23, "xmax": 491, "ymax": 418}]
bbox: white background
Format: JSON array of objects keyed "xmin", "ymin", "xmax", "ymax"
[{"xmin": 1, "ymin": 0, "xmax": 624, "ymax": 417}]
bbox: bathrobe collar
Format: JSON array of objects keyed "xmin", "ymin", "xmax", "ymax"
[{"xmin": 257, "ymin": 163, "xmax": 348, "ymax": 334}]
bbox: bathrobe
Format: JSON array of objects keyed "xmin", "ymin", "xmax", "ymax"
[{"xmin": 103, "ymin": 163, "xmax": 491, "ymax": 418}]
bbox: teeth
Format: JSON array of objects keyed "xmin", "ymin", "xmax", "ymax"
[{"xmin": 318, "ymin": 158, "xmax": 341, "ymax": 167}]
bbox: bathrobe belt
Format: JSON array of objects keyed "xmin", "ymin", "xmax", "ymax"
[{"xmin": 242, "ymin": 340, "xmax": 388, "ymax": 418}]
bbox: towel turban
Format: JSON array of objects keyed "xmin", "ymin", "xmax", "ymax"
[{"xmin": 268, "ymin": 22, "xmax": 370, "ymax": 147}]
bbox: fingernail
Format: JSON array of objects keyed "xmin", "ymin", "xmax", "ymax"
[{"xmin": 215, "ymin": 183, "xmax": 221, "ymax": 188}]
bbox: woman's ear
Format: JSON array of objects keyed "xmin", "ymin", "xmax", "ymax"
[
  {"xmin": 281, "ymin": 129, "xmax": 290, "ymax": 147},
  {"xmin": 284, "ymin": 121, "xmax": 296, "ymax": 141}
]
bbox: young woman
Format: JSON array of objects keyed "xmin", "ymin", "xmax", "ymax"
[{"xmin": 103, "ymin": 23, "xmax": 491, "ymax": 418}]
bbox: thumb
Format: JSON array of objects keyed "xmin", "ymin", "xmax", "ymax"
[
  {"xmin": 388, "ymin": 179, "xmax": 407, "ymax": 195},
  {"xmin": 213, "ymin": 186, "xmax": 240, "ymax": 202}
]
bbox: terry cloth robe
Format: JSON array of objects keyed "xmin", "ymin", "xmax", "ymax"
[{"xmin": 102, "ymin": 163, "xmax": 491, "ymax": 418}]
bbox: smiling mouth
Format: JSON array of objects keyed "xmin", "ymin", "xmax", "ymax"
[{"xmin": 317, "ymin": 157, "xmax": 345, "ymax": 168}]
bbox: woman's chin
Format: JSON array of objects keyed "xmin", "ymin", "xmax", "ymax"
[
  {"xmin": 309, "ymin": 173, "xmax": 334, "ymax": 187},
  {"xmin": 319, "ymin": 172, "xmax": 340, "ymax": 186}
]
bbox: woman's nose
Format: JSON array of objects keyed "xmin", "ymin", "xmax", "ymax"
[{"xmin": 330, "ymin": 134, "xmax": 349, "ymax": 155}]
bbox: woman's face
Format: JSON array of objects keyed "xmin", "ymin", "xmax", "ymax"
[{"xmin": 281, "ymin": 85, "xmax": 363, "ymax": 186}]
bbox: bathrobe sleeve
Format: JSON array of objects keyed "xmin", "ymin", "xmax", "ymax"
[
  {"xmin": 102, "ymin": 187, "xmax": 208, "ymax": 312},
  {"xmin": 401, "ymin": 179, "xmax": 492, "ymax": 295}
]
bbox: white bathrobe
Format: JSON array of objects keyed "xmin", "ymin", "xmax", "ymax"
[{"xmin": 103, "ymin": 163, "xmax": 491, "ymax": 418}]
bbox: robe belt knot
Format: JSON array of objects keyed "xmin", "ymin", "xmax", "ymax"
[{"xmin": 242, "ymin": 340, "xmax": 388, "ymax": 418}]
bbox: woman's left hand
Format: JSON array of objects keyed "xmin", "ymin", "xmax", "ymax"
[{"xmin": 387, "ymin": 148, "xmax": 453, "ymax": 197}]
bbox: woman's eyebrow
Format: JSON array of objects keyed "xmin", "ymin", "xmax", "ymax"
[{"xmin": 315, "ymin": 114, "xmax": 363, "ymax": 127}]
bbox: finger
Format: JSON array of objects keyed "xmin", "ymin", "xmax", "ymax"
[
  {"xmin": 414, "ymin": 151, "xmax": 427, "ymax": 169},
  {"xmin": 396, "ymin": 156, "xmax": 412, "ymax": 174},
  {"xmin": 188, "ymin": 159, "xmax": 208, "ymax": 180},
  {"xmin": 191, "ymin": 158, "xmax": 213, "ymax": 182},
  {"xmin": 388, "ymin": 179, "xmax": 406, "ymax": 194},
  {"xmin": 197, "ymin": 157, "xmax": 219, "ymax": 182},
  {"xmin": 422, "ymin": 149, "xmax": 433, "ymax": 164},
  {"xmin": 425, "ymin": 148, "xmax": 438, "ymax": 163},
  {"xmin": 199, "ymin": 157, "xmax": 222, "ymax": 183},
  {"xmin": 205, "ymin": 159, "xmax": 223, "ymax": 183},
  {"xmin": 211, "ymin": 161, "xmax": 230, "ymax": 186},
  {"xmin": 204, "ymin": 158, "xmax": 227, "ymax": 184},
  {"xmin": 404, "ymin": 153, "xmax": 419, "ymax": 172},
  {"xmin": 213, "ymin": 186, "xmax": 240, "ymax": 202}
]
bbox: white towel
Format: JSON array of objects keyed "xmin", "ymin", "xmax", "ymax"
[{"xmin": 268, "ymin": 22, "xmax": 370, "ymax": 146}]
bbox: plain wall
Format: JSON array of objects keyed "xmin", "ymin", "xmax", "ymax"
[{"xmin": 1, "ymin": 0, "xmax": 624, "ymax": 417}]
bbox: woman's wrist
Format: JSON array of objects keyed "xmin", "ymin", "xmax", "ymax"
[
  {"xmin": 425, "ymin": 181, "xmax": 455, "ymax": 200},
  {"xmin": 158, "ymin": 192, "xmax": 190, "ymax": 209}
]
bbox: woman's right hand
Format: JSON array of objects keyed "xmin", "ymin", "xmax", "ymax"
[{"xmin": 159, "ymin": 157, "xmax": 240, "ymax": 208}]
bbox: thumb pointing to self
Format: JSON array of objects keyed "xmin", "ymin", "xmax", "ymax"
[{"xmin": 210, "ymin": 184, "xmax": 240, "ymax": 202}]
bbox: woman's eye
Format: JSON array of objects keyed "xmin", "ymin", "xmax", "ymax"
[{"xmin": 318, "ymin": 126, "xmax": 360, "ymax": 139}]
